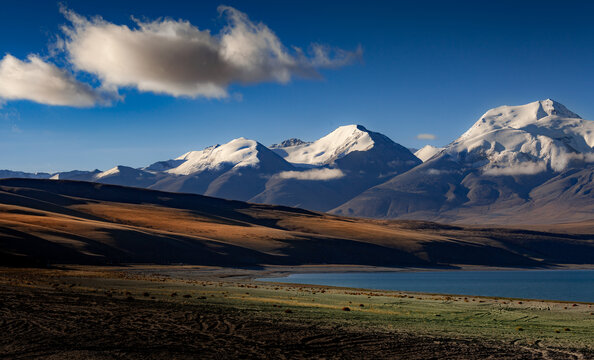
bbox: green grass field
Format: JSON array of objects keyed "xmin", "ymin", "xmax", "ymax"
[
  {"xmin": 2, "ymin": 267, "xmax": 592, "ymax": 359},
  {"xmin": 40, "ymin": 268, "xmax": 591, "ymax": 354}
]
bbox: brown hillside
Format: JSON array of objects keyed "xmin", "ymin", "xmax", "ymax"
[{"xmin": 0, "ymin": 179, "xmax": 592, "ymax": 267}]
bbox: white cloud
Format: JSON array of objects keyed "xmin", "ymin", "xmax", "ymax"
[
  {"xmin": 277, "ymin": 168, "xmax": 345, "ymax": 181},
  {"xmin": 0, "ymin": 54, "xmax": 114, "ymax": 107},
  {"xmin": 416, "ymin": 133, "xmax": 437, "ymax": 140},
  {"xmin": 482, "ymin": 162, "xmax": 547, "ymax": 176},
  {"xmin": 426, "ymin": 168, "xmax": 454, "ymax": 175},
  {"xmin": 549, "ymin": 150, "xmax": 594, "ymax": 172},
  {"xmin": 481, "ymin": 151, "xmax": 594, "ymax": 176},
  {"xmin": 59, "ymin": 6, "xmax": 361, "ymax": 99}
]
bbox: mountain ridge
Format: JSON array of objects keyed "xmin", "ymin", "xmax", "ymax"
[
  {"xmin": 1, "ymin": 99, "xmax": 592, "ymax": 224},
  {"xmin": 1, "ymin": 123, "xmax": 421, "ymax": 212}
]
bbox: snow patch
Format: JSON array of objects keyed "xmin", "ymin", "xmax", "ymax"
[
  {"xmin": 95, "ymin": 166, "xmax": 120, "ymax": 179},
  {"xmin": 415, "ymin": 145, "xmax": 444, "ymax": 162}
]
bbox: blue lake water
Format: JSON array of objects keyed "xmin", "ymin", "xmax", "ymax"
[{"xmin": 258, "ymin": 270, "xmax": 594, "ymax": 302}]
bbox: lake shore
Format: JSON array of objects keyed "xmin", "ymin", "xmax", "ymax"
[
  {"xmin": 257, "ymin": 268, "xmax": 594, "ymax": 303},
  {"xmin": 1, "ymin": 266, "xmax": 592, "ymax": 359},
  {"xmin": 78, "ymin": 263, "xmax": 594, "ymax": 282}
]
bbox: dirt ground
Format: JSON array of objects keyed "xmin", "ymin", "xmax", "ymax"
[{"xmin": 0, "ymin": 267, "xmax": 592, "ymax": 359}]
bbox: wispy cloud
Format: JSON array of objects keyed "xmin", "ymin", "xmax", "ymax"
[
  {"xmin": 58, "ymin": 5, "xmax": 362, "ymax": 99},
  {"xmin": 0, "ymin": 54, "xmax": 115, "ymax": 107},
  {"xmin": 482, "ymin": 162, "xmax": 547, "ymax": 176},
  {"xmin": 549, "ymin": 149, "xmax": 594, "ymax": 172},
  {"xmin": 11, "ymin": 124, "xmax": 22, "ymax": 133},
  {"xmin": 277, "ymin": 168, "xmax": 345, "ymax": 181},
  {"xmin": 416, "ymin": 133, "xmax": 437, "ymax": 140},
  {"xmin": 0, "ymin": 107, "xmax": 21, "ymax": 133}
]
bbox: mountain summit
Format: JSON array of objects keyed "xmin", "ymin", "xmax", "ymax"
[
  {"xmin": 462, "ymin": 100, "xmax": 580, "ymax": 137},
  {"xmin": 271, "ymin": 125, "xmax": 378, "ymax": 166},
  {"xmin": 333, "ymin": 100, "xmax": 594, "ymax": 223},
  {"xmin": 254, "ymin": 124, "xmax": 420, "ymax": 210},
  {"xmin": 449, "ymin": 99, "xmax": 593, "ymax": 174},
  {"xmin": 166, "ymin": 138, "xmax": 290, "ymax": 176},
  {"xmin": 149, "ymin": 138, "xmax": 294, "ymax": 201}
]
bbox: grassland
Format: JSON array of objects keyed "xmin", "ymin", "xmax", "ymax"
[{"xmin": 1, "ymin": 266, "xmax": 592, "ymax": 359}]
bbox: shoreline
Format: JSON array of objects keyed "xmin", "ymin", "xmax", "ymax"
[
  {"xmin": 40, "ymin": 264, "xmax": 594, "ymax": 304},
  {"xmin": 251, "ymin": 263, "xmax": 594, "ymax": 278},
  {"xmin": 254, "ymin": 267, "xmax": 594, "ymax": 305}
]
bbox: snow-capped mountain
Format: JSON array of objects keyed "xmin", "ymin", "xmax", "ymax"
[
  {"xmin": 2, "ymin": 101, "xmax": 591, "ymax": 224},
  {"xmin": 253, "ymin": 125, "xmax": 421, "ymax": 210},
  {"xmin": 0, "ymin": 125, "xmax": 419, "ymax": 211},
  {"xmin": 271, "ymin": 125, "xmax": 384, "ymax": 166},
  {"xmin": 447, "ymin": 99, "xmax": 593, "ymax": 174},
  {"xmin": 166, "ymin": 138, "xmax": 277, "ymax": 175},
  {"xmin": 332, "ymin": 99, "xmax": 594, "ymax": 223},
  {"xmin": 271, "ymin": 125, "xmax": 420, "ymax": 174},
  {"xmin": 148, "ymin": 138, "xmax": 295, "ymax": 201}
]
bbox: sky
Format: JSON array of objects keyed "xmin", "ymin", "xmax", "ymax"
[{"xmin": 1, "ymin": 0, "xmax": 594, "ymax": 173}]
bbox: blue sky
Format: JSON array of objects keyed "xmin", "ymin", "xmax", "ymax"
[{"xmin": 1, "ymin": 0, "xmax": 594, "ymax": 172}]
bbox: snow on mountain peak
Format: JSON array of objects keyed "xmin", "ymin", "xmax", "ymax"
[
  {"xmin": 460, "ymin": 99, "xmax": 582, "ymax": 141},
  {"xmin": 414, "ymin": 145, "xmax": 444, "ymax": 162},
  {"xmin": 167, "ymin": 138, "xmax": 264, "ymax": 175},
  {"xmin": 95, "ymin": 166, "xmax": 121, "ymax": 179},
  {"xmin": 446, "ymin": 100, "xmax": 594, "ymax": 174},
  {"xmin": 539, "ymin": 99, "xmax": 581, "ymax": 119},
  {"xmin": 277, "ymin": 124, "xmax": 376, "ymax": 166}
]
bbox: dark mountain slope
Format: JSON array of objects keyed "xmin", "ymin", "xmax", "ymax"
[{"xmin": 0, "ymin": 179, "xmax": 592, "ymax": 268}]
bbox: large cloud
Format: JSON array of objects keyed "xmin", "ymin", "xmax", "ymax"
[
  {"xmin": 60, "ymin": 6, "xmax": 361, "ymax": 98},
  {"xmin": 0, "ymin": 54, "xmax": 113, "ymax": 107}
]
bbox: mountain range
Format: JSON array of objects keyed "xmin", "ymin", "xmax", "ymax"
[{"xmin": 2, "ymin": 99, "xmax": 592, "ymax": 224}]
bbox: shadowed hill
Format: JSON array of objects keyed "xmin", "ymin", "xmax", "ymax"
[{"xmin": 0, "ymin": 179, "xmax": 592, "ymax": 268}]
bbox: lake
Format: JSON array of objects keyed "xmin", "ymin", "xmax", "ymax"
[{"xmin": 258, "ymin": 269, "xmax": 594, "ymax": 302}]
